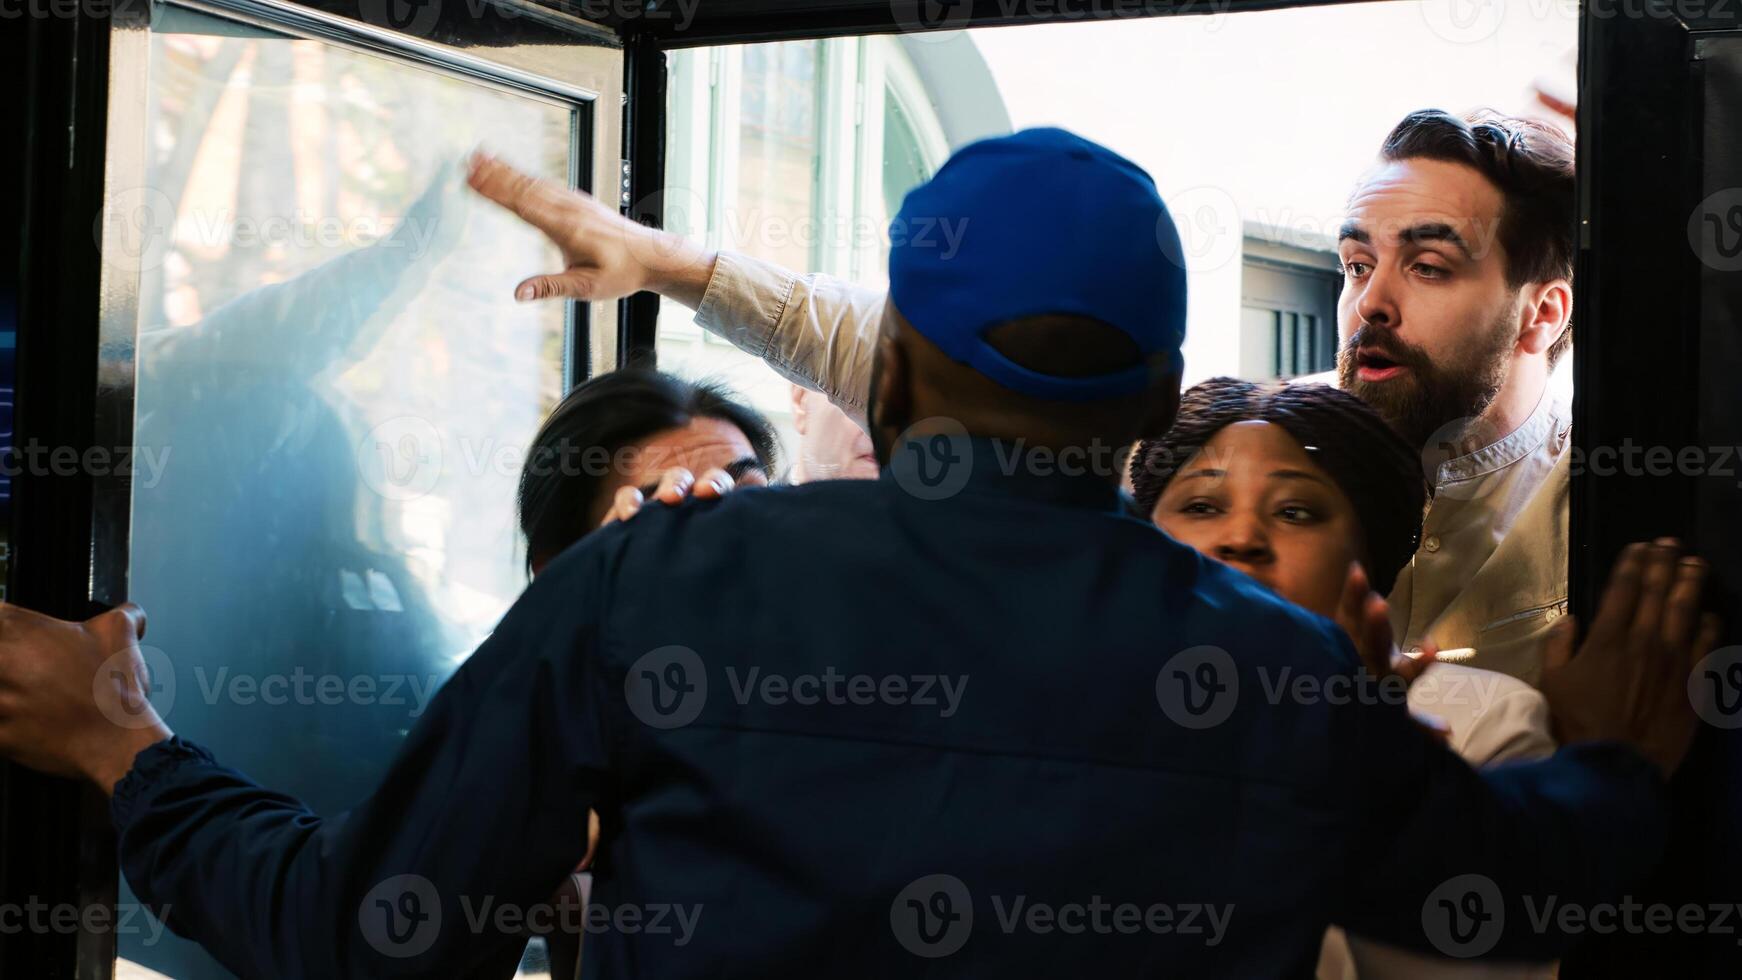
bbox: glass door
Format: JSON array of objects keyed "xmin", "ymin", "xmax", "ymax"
[{"xmin": 89, "ymin": 2, "xmax": 620, "ymax": 975}]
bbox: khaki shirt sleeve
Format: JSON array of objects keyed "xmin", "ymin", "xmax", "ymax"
[{"xmin": 693, "ymin": 250, "xmax": 883, "ymax": 426}]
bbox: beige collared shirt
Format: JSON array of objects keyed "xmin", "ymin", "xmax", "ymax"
[
  {"xmin": 692, "ymin": 249, "xmax": 1572, "ymax": 687},
  {"xmin": 1388, "ymin": 393, "xmax": 1573, "ymax": 686}
]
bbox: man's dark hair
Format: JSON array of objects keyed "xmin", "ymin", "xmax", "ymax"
[
  {"xmin": 517, "ymin": 368, "xmax": 779, "ymax": 573},
  {"xmin": 1129, "ymin": 379, "xmax": 1426, "ymax": 596},
  {"xmin": 1379, "ymin": 108, "xmax": 1576, "ymax": 367}
]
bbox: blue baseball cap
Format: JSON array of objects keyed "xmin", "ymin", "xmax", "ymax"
[{"xmin": 888, "ymin": 127, "xmax": 1187, "ymax": 402}]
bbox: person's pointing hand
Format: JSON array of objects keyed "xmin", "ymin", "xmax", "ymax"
[{"xmin": 465, "ymin": 150, "xmax": 717, "ymax": 308}]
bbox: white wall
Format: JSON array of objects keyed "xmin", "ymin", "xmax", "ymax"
[{"xmin": 965, "ymin": 0, "xmax": 1577, "ymax": 383}]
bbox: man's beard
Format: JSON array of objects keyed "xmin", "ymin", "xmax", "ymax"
[{"xmin": 1336, "ymin": 310, "xmax": 1516, "ymax": 451}]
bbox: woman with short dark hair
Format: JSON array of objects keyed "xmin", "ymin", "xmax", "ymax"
[
  {"xmin": 1131, "ymin": 377, "xmax": 1425, "ymax": 598},
  {"xmin": 517, "ymin": 368, "xmax": 780, "ymax": 575}
]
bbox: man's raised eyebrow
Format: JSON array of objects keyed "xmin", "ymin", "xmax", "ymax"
[
  {"xmin": 1337, "ymin": 221, "xmax": 1369, "ymax": 245},
  {"xmin": 1401, "ymin": 222, "xmax": 1473, "ymax": 257},
  {"xmin": 1177, "ymin": 468, "xmax": 1226, "ymax": 481}
]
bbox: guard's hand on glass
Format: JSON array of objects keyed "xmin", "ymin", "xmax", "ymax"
[
  {"xmin": 1540, "ymin": 538, "xmax": 1723, "ymax": 778},
  {"xmin": 0, "ymin": 602, "xmax": 171, "ymax": 792}
]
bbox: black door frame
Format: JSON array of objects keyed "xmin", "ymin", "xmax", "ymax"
[
  {"xmin": 5, "ymin": 10, "xmax": 123, "ymax": 978},
  {"xmin": 1563, "ymin": 3, "xmax": 1742, "ymax": 973}
]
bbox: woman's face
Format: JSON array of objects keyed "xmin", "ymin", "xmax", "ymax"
[
  {"xmin": 531, "ymin": 417, "xmax": 769, "ymax": 578},
  {"xmin": 585, "ymin": 416, "xmax": 771, "ymax": 528},
  {"xmin": 1150, "ymin": 420, "xmax": 1366, "ymax": 619}
]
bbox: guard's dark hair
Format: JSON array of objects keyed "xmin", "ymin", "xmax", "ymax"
[
  {"xmin": 517, "ymin": 368, "xmax": 778, "ymax": 573},
  {"xmin": 1129, "ymin": 378, "xmax": 1426, "ymax": 596},
  {"xmin": 1379, "ymin": 108, "xmax": 1576, "ymax": 367}
]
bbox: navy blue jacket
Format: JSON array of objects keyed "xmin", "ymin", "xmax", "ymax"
[{"xmin": 112, "ymin": 439, "xmax": 1668, "ymax": 978}]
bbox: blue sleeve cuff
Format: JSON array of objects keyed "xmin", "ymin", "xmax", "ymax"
[{"xmin": 110, "ymin": 735, "xmax": 217, "ymax": 827}]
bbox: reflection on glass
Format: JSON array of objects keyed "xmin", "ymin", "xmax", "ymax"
[{"xmin": 119, "ymin": 12, "xmax": 572, "ymax": 978}]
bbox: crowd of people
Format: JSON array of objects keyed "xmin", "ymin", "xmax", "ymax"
[{"xmin": 0, "ymin": 112, "xmax": 1723, "ymax": 979}]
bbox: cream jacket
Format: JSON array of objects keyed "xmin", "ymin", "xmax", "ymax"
[{"xmin": 1389, "ymin": 394, "xmax": 1573, "ymax": 686}]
